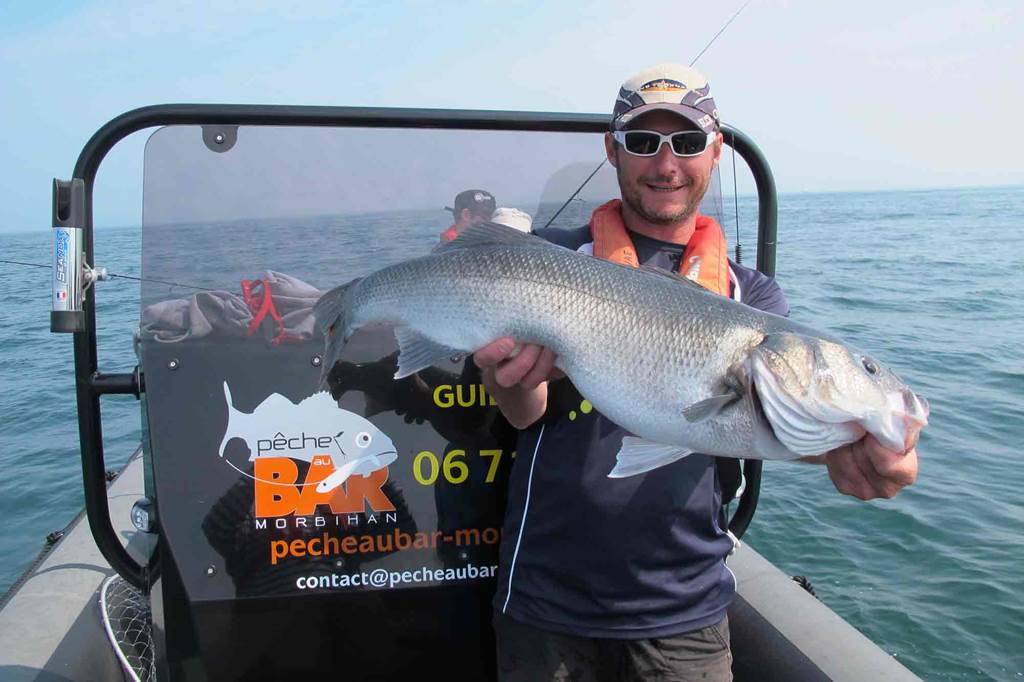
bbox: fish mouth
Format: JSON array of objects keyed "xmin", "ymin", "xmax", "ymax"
[
  {"xmin": 893, "ymin": 389, "xmax": 929, "ymax": 451},
  {"xmin": 904, "ymin": 390, "xmax": 929, "ymax": 426}
]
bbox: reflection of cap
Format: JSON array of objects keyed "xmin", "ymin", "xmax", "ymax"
[
  {"xmin": 611, "ymin": 63, "xmax": 720, "ymax": 133},
  {"xmin": 490, "ymin": 207, "xmax": 533, "ymax": 233},
  {"xmin": 445, "ymin": 189, "xmax": 496, "ymax": 217}
]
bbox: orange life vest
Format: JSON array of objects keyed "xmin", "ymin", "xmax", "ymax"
[{"xmin": 589, "ymin": 199, "xmax": 731, "ymax": 297}]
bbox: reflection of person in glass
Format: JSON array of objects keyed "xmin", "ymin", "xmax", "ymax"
[
  {"xmin": 326, "ymin": 346, "xmax": 514, "ymax": 679},
  {"xmin": 202, "ymin": 442, "xmax": 418, "ymax": 598},
  {"xmin": 441, "ymin": 189, "xmax": 496, "ymax": 242},
  {"xmin": 489, "ymin": 207, "xmax": 534, "ymax": 235},
  {"xmin": 325, "ymin": 352, "xmax": 514, "ymax": 567}
]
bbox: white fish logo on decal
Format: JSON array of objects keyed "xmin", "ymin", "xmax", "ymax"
[{"xmin": 217, "ymin": 382, "xmax": 397, "ymax": 493}]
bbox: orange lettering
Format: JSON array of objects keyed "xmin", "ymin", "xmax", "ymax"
[
  {"xmin": 254, "ymin": 458, "xmax": 397, "ymax": 518},
  {"xmin": 329, "ymin": 467, "xmax": 396, "ymax": 514},
  {"xmin": 255, "ymin": 459, "xmax": 299, "ymax": 517},
  {"xmin": 269, "ymin": 540, "xmax": 288, "ymax": 565},
  {"xmin": 325, "ymin": 534, "xmax": 340, "ymax": 555},
  {"xmin": 293, "ymin": 455, "xmax": 338, "ymax": 515}
]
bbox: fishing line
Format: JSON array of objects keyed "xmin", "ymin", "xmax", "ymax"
[
  {"xmin": 689, "ymin": 0, "xmax": 754, "ymax": 67},
  {"xmin": 0, "ymin": 259, "xmax": 214, "ymax": 292},
  {"xmin": 544, "ymin": 0, "xmax": 754, "ymax": 229},
  {"xmin": 1, "ymin": 259, "xmax": 51, "ymax": 269},
  {"xmin": 731, "ymin": 140, "xmax": 743, "ymax": 264}
]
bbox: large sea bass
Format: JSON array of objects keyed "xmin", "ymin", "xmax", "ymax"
[{"xmin": 314, "ymin": 223, "xmax": 928, "ymax": 477}]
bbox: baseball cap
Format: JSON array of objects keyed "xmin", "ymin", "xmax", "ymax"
[
  {"xmin": 490, "ymin": 207, "xmax": 533, "ymax": 233},
  {"xmin": 611, "ymin": 63, "xmax": 720, "ymax": 133},
  {"xmin": 445, "ymin": 189, "xmax": 496, "ymax": 217}
]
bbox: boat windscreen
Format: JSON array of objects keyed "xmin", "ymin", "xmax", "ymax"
[{"xmin": 135, "ymin": 122, "xmax": 723, "ymax": 601}]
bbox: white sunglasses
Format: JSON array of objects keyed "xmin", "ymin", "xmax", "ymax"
[{"xmin": 612, "ymin": 130, "xmax": 716, "ymax": 157}]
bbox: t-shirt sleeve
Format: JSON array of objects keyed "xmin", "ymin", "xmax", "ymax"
[
  {"xmin": 733, "ymin": 264, "xmax": 790, "ymax": 317},
  {"xmin": 533, "ymin": 224, "xmax": 592, "ymax": 250}
]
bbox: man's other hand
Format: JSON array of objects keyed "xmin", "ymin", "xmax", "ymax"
[
  {"xmin": 473, "ymin": 337, "xmax": 563, "ymax": 389},
  {"xmin": 804, "ymin": 434, "xmax": 918, "ymax": 500}
]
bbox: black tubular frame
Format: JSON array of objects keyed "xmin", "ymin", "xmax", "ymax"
[{"xmin": 67, "ymin": 104, "xmax": 778, "ymax": 588}]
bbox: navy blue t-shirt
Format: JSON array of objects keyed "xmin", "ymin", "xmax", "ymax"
[{"xmin": 493, "ymin": 224, "xmax": 789, "ymax": 639}]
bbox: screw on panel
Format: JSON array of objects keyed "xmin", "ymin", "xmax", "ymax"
[
  {"xmin": 206, "ymin": 566, "xmax": 216, "ymax": 577},
  {"xmin": 168, "ymin": 359, "xmax": 180, "ymax": 370},
  {"xmin": 311, "ymin": 355, "xmax": 322, "ymax": 367}
]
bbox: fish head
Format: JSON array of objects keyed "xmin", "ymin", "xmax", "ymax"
[
  {"xmin": 333, "ymin": 416, "xmax": 398, "ymax": 465},
  {"xmin": 315, "ymin": 418, "xmax": 399, "ymax": 494},
  {"xmin": 750, "ymin": 333, "xmax": 929, "ymax": 456}
]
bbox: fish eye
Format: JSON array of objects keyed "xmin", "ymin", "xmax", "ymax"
[
  {"xmin": 861, "ymin": 357, "xmax": 879, "ymax": 375},
  {"xmin": 355, "ymin": 431, "xmax": 372, "ymax": 448}
]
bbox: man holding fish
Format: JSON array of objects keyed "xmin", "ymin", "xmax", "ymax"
[
  {"xmin": 469, "ymin": 64, "xmax": 922, "ymax": 680},
  {"xmin": 314, "ymin": 62, "xmax": 926, "ymax": 681}
]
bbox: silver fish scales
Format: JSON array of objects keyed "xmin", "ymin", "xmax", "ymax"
[{"xmin": 315, "ymin": 223, "xmax": 928, "ymax": 477}]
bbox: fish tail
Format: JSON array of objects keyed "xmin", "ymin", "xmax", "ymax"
[{"xmin": 313, "ymin": 278, "xmax": 363, "ymax": 388}]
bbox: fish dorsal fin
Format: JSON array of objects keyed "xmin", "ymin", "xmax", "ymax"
[
  {"xmin": 432, "ymin": 221, "xmax": 540, "ymax": 254},
  {"xmin": 607, "ymin": 436, "xmax": 695, "ymax": 478},
  {"xmin": 636, "ymin": 263, "xmax": 712, "ymax": 292},
  {"xmin": 393, "ymin": 326, "xmax": 463, "ymax": 379}
]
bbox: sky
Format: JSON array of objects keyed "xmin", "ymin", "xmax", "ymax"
[{"xmin": 0, "ymin": 0, "xmax": 1021, "ymax": 233}]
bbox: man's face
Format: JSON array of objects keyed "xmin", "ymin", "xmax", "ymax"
[
  {"xmin": 455, "ymin": 208, "xmax": 488, "ymax": 231},
  {"xmin": 604, "ymin": 110, "xmax": 722, "ymax": 229}
]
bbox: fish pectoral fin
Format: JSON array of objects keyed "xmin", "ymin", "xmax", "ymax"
[
  {"xmin": 682, "ymin": 391, "xmax": 741, "ymax": 423},
  {"xmin": 393, "ymin": 327, "xmax": 463, "ymax": 379},
  {"xmin": 608, "ymin": 437, "xmax": 695, "ymax": 478}
]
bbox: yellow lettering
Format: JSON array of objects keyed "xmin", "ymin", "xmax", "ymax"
[
  {"xmin": 414, "ymin": 451, "xmax": 439, "ymax": 485},
  {"xmin": 456, "ymin": 384, "xmax": 477, "ymax": 407},
  {"xmin": 480, "ymin": 449, "xmax": 503, "ymax": 483},
  {"xmin": 433, "ymin": 384, "xmax": 454, "ymax": 408}
]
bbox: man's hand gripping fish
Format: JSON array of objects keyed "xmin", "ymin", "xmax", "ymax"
[{"xmin": 314, "ymin": 223, "xmax": 928, "ymax": 477}]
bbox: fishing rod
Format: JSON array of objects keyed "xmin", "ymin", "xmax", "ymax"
[
  {"xmin": 540, "ymin": 0, "xmax": 754, "ymax": 233},
  {"xmin": 540, "ymin": 159, "xmax": 607, "ymax": 231}
]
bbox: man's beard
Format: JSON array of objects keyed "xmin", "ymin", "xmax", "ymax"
[{"xmin": 617, "ymin": 164, "xmax": 709, "ymax": 226}]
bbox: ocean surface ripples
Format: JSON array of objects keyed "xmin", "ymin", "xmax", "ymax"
[{"xmin": 2, "ymin": 186, "xmax": 1022, "ymax": 680}]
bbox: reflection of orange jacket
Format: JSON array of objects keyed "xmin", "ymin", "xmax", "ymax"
[
  {"xmin": 440, "ymin": 225, "xmax": 459, "ymax": 242},
  {"xmin": 590, "ymin": 199, "xmax": 732, "ymax": 297}
]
